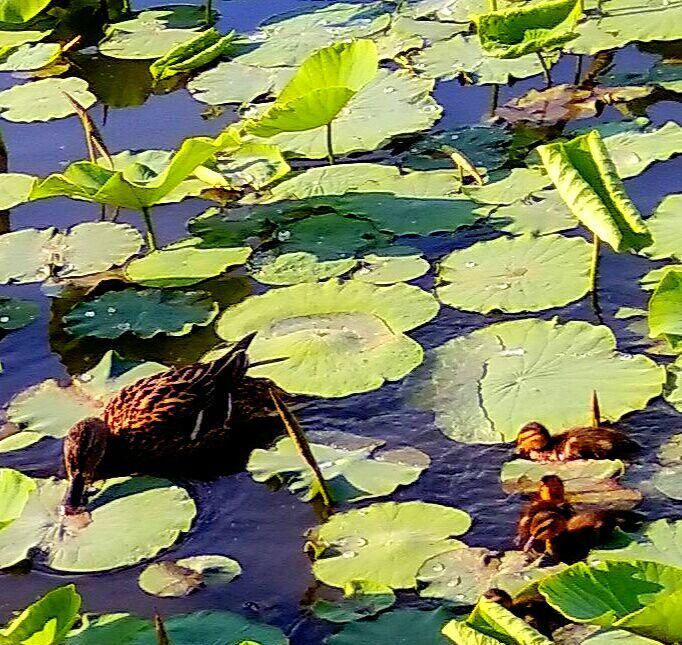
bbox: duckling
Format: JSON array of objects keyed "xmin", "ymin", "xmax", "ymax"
[
  {"xmin": 516, "ymin": 475, "xmax": 573, "ymax": 550},
  {"xmin": 62, "ymin": 333, "xmax": 272, "ymax": 513},
  {"xmin": 483, "ymin": 588, "xmax": 564, "ymax": 637}
]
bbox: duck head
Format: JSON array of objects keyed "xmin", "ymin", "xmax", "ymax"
[
  {"xmin": 516, "ymin": 422, "xmax": 551, "ymax": 458},
  {"xmin": 525, "ymin": 510, "xmax": 568, "ymax": 552},
  {"xmin": 538, "ymin": 474, "xmax": 565, "ymax": 503}
]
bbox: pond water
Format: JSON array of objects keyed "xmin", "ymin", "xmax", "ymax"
[{"xmin": 0, "ymin": 0, "xmax": 680, "ymax": 643}]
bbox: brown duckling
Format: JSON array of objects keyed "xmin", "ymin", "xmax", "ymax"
[
  {"xmin": 483, "ymin": 588, "xmax": 565, "ymax": 637},
  {"xmin": 516, "ymin": 475, "xmax": 573, "ymax": 550}
]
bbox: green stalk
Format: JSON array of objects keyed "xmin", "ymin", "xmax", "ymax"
[
  {"xmin": 489, "ymin": 0, "xmax": 498, "ymax": 9},
  {"xmin": 205, "ymin": 0, "xmax": 213, "ymax": 25},
  {"xmin": 142, "ymin": 207, "xmax": 158, "ymax": 251},
  {"xmin": 590, "ymin": 234, "xmax": 604, "ymax": 324},
  {"xmin": 325, "ymin": 122, "xmax": 335, "ymax": 165},
  {"xmin": 536, "ymin": 52, "xmax": 552, "ymax": 87}
]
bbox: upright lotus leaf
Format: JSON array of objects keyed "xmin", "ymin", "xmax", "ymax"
[
  {"xmin": 474, "ymin": 0, "xmax": 583, "ymax": 59},
  {"xmin": 641, "ymin": 195, "xmax": 682, "ymax": 261},
  {"xmin": 312, "ymin": 580, "xmax": 396, "ymax": 623},
  {"xmin": 0, "ymin": 297, "xmax": 39, "ymax": 331},
  {"xmin": 2, "ymin": 350, "xmax": 166, "ymax": 451},
  {"xmin": 538, "ymin": 130, "xmax": 651, "ymax": 252},
  {"xmin": 0, "ymin": 77, "xmax": 95, "ymax": 123},
  {"xmin": 215, "ymin": 280, "xmax": 439, "ymax": 397},
  {"xmin": 150, "ymin": 29, "xmax": 236, "ymax": 80},
  {"xmin": 125, "ymin": 237, "xmax": 251, "ymax": 288},
  {"xmin": 248, "ymin": 431, "xmax": 430, "ymax": 503},
  {"xmin": 648, "ymin": 267, "xmax": 682, "ymax": 350},
  {"xmin": 1, "ymin": 585, "xmax": 81, "ymax": 645},
  {"xmin": 0, "ymin": 0, "xmax": 51, "ymax": 23},
  {"xmin": 30, "ymin": 129, "xmax": 242, "ymax": 211},
  {"xmin": 65, "ymin": 288, "xmax": 218, "ymax": 339},
  {"xmin": 0, "ymin": 473, "xmax": 195, "ymax": 572},
  {"xmin": 309, "ymin": 501, "xmax": 471, "ymax": 589},
  {"xmin": 326, "ymin": 608, "xmax": 453, "ymax": 644},
  {"xmin": 436, "ymin": 234, "xmax": 591, "ymax": 314},
  {"xmin": 412, "ymin": 318, "xmax": 664, "ymax": 443},
  {"xmin": 253, "ymin": 253, "xmax": 357, "ymax": 286},
  {"xmin": 0, "ymin": 223, "xmax": 142, "ymax": 285},
  {"xmin": 245, "ymin": 39, "xmax": 378, "ymax": 138},
  {"xmin": 0, "ymin": 469, "xmax": 36, "ymax": 528}
]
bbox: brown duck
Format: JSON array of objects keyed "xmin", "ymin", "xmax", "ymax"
[
  {"xmin": 482, "ymin": 588, "xmax": 565, "ymax": 637},
  {"xmin": 62, "ymin": 333, "xmax": 278, "ymax": 513},
  {"xmin": 516, "ymin": 475, "xmax": 573, "ymax": 550}
]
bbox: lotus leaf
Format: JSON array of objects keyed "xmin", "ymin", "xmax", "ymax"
[
  {"xmin": 0, "ymin": 42, "xmax": 60, "ymax": 71},
  {"xmin": 248, "ymin": 431, "xmax": 429, "ymax": 503},
  {"xmin": 253, "ymin": 253, "xmax": 357, "ymax": 285},
  {"xmin": 418, "ymin": 547, "xmax": 565, "ymax": 605},
  {"xmin": 67, "ymin": 610, "xmax": 285, "ymax": 645},
  {"xmin": 437, "ymin": 234, "xmax": 591, "ymax": 314},
  {"xmin": 474, "ymin": 0, "xmax": 583, "ymax": 59},
  {"xmin": 1, "ymin": 350, "xmax": 166, "ymax": 450},
  {"xmin": 0, "ymin": 473, "xmax": 195, "ymax": 572},
  {"xmin": 413, "ymin": 318, "xmax": 664, "ymax": 443},
  {"xmin": 0, "ymin": 297, "xmax": 39, "ymax": 330},
  {"xmin": 326, "ymin": 608, "xmax": 453, "ymax": 644},
  {"xmin": 0, "ymin": 77, "xmax": 95, "ymax": 123},
  {"xmin": 312, "ymin": 580, "xmax": 396, "ymax": 623},
  {"xmin": 0, "ymin": 30, "xmax": 49, "ymax": 53},
  {"xmin": 0, "ymin": 0, "xmax": 51, "ymax": 24},
  {"xmin": 65, "ymin": 288, "xmax": 218, "ymax": 339},
  {"xmin": 648, "ymin": 267, "xmax": 682, "ymax": 349},
  {"xmin": 641, "ymin": 195, "xmax": 682, "ymax": 261},
  {"xmin": 1, "ymin": 584, "xmax": 81, "ymax": 645},
  {"xmin": 0, "ymin": 223, "xmax": 142, "ymax": 284},
  {"xmin": 150, "ymin": 28, "xmax": 236, "ymax": 80},
  {"xmin": 245, "ymin": 39, "xmax": 379, "ymax": 138},
  {"xmin": 487, "ymin": 190, "xmax": 576, "ymax": 235},
  {"xmin": 465, "ymin": 168, "xmax": 551, "ymax": 205},
  {"xmin": 250, "ymin": 70, "xmax": 442, "ymax": 159},
  {"xmin": 139, "ymin": 555, "xmax": 241, "ymax": 597},
  {"xmin": 353, "ymin": 253, "xmax": 430, "ymax": 285},
  {"xmin": 215, "ymin": 143, "xmax": 290, "ymax": 190},
  {"xmin": 652, "ymin": 433, "xmax": 682, "ymax": 499},
  {"xmin": 216, "ymin": 280, "xmax": 439, "ymax": 397},
  {"xmin": 0, "ymin": 173, "xmax": 35, "ymax": 209},
  {"xmin": 309, "ymin": 501, "xmax": 470, "ymax": 589},
  {"xmin": 125, "ymin": 237, "xmax": 251, "ymax": 288},
  {"xmin": 538, "ymin": 130, "xmax": 651, "ymax": 252},
  {"xmin": 0, "ymin": 469, "xmax": 35, "ymax": 527}
]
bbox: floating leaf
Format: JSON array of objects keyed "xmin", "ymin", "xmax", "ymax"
[
  {"xmin": 216, "ymin": 280, "xmax": 439, "ymax": 397},
  {"xmin": 0, "ymin": 473, "xmax": 195, "ymax": 572},
  {"xmin": 0, "ymin": 297, "xmax": 39, "ymax": 331},
  {"xmin": 0, "ymin": 77, "xmax": 95, "ymax": 123},
  {"xmin": 0, "ymin": 223, "xmax": 142, "ymax": 285},
  {"xmin": 0, "ymin": 173, "xmax": 36, "ymax": 209},
  {"xmin": 248, "ymin": 431, "xmax": 429, "ymax": 503},
  {"xmin": 139, "ymin": 555, "xmax": 241, "ymax": 597},
  {"xmin": 125, "ymin": 237, "xmax": 251, "ymax": 288},
  {"xmin": 65, "ymin": 288, "xmax": 218, "ymax": 339},
  {"xmin": 413, "ymin": 318, "xmax": 664, "ymax": 444},
  {"xmin": 538, "ymin": 130, "xmax": 651, "ymax": 252},
  {"xmin": 0, "ymin": 0, "xmax": 51, "ymax": 24},
  {"xmin": 648, "ymin": 267, "xmax": 682, "ymax": 350},
  {"xmin": 353, "ymin": 253, "xmax": 430, "ymax": 285},
  {"xmin": 1, "ymin": 351, "xmax": 166, "ymax": 450},
  {"xmin": 309, "ymin": 501, "xmax": 470, "ymax": 589},
  {"xmin": 465, "ymin": 168, "xmax": 551, "ymax": 206},
  {"xmin": 641, "ymin": 195, "xmax": 682, "ymax": 261},
  {"xmin": 215, "ymin": 143, "xmax": 291, "ymax": 190},
  {"xmin": 0, "ymin": 42, "xmax": 61, "ymax": 72},
  {"xmin": 487, "ymin": 190, "xmax": 576, "ymax": 236},
  {"xmin": 253, "ymin": 252, "xmax": 356, "ymax": 285},
  {"xmin": 652, "ymin": 433, "xmax": 682, "ymax": 500},
  {"xmin": 313, "ymin": 580, "xmax": 396, "ymax": 623},
  {"xmin": 436, "ymin": 234, "xmax": 591, "ymax": 314}
]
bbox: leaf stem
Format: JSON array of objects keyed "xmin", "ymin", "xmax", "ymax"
[
  {"xmin": 325, "ymin": 122, "xmax": 335, "ymax": 165},
  {"xmin": 574, "ymin": 54, "xmax": 583, "ymax": 85},
  {"xmin": 488, "ymin": 83, "xmax": 499, "ymax": 118},
  {"xmin": 590, "ymin": 234, "xmax": 603, "ymax": 324},
  {"xmin": 142, "ymin": 207, "xmax": 158, "ymax": 251},
  {"xmin": 536, "ymin": 52, "xmax": 552, "ymax": 87},
  {"xmin": 489, "ymin": 0, "xmax": 498, "ymax": 9},
  {"xmin": 205, "ymin": 0, "xmax": 213, "ymax": 26}
]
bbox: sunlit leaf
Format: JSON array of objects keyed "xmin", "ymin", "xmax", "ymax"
[
  {"xmin": 648, "ymin": 267, "xmax": 682, "ymax": 350},
  {"xmin": 641, "ymin": 195, "xmax": 682, "ymax": 261},
  {"xmin": 253, "ymin": 252, "xmax": 356, "ymax": 285},
  {"xmin": 0, "ymin": 0, "xmax": 51, "ymax": 24}
]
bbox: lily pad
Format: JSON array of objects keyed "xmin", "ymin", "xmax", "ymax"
[
  {"xmin": 648, "ymin": 267, "xmax": 682, "ymax": 349},
  {"xmin": 436, "ymin": 234, "xmax": 591, "ymax": 314},
  {"xmin": 465, "ymin": 168, "xmax": 551, "ymax": 206},
  {"xmin": 413, "ymin": 318, "xmax": 665, "ymax": 444},
  {"xmin": 215, "ymin": 279, "xmax": 439, "ymax": 397},
  {"xmin": 0, "ymin": 173, "xmax": 36, "ymax": 209},
  {"xmin": 0, "ymin": 468, "xmax": 36, "ymax": 527},
  {"xmin": 253, "ymin": 252, "xmax": 357, "ymax": 285},
  {"xmin": 353, "ymin": 253, "xmax": 430, "ymax": 285},
  {"xmin": 487, "ymin": 190, "xmax": 576, "ymax": 236},
  {"xmin": 652, "ymin": 433, "xmax": 682, "ymax": 501},
  {"xmin": 138, "ymin": 555, "xmax": 241, "ymax": 597},
  {"xmin": 64, "ymin": 288, "xmax": 218, "ymax": 339},
  {"xmin": 0, "ymin": 223, "xmax": 143, "ymax": 285},
  {"xmin": 0, "ymin": 41, "xmax": 60, "ymax": 71},
  {"xmin": 0, "ymin": 297, "xmax": 39, "ymax": 331},
  {"xmin": 1, "ymin": 350, "xmax": 166, "ymax": 450},
  {"xmin": 125, "ymin": 237, "xmax": 251, "ymax": 288},
  {"xmin": 0, "ymin": 0, "xmax": 51, "ymax": 24},
  {"xmin": 309, "ymin": 501, "xmax": 471, "ymax": 589},
  {"xmin": 0, "ymin": 77, "xmax": 95, "ymax": 122},
  {"xmin": 248, "ymin": 431, "xmax": 430, "ymax": 503},
  {"xmin": 312, "ymin": 580, "xmax": 396, "ymax": 623},
  {"xmin": 0, "ymin": 473, "xmax": 195, "ymax": 572},
  {"xmin": 641, "ymin": 195, "xmax": 682, "ymax": 261},
  {"xmin": 216, "ymin": 143, "xmax": 290, "ymax": 191}
]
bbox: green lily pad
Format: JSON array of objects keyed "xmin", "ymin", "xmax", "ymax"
[
  {"xmin": 436, "ymin": 234, "xmax": 591, "ymax": 314},
  {"xmin": 487, "ymin": 190, "xmax": 576, "ymax": 236},
  {"xmin": 325, "ymin": 608, "xmax": 453, "ymax": 644},
  {"xmin": 465, "ymin": 168, "xmax": 551, "ymax": 205},
  {"xmin": 652, "ymin": 433, "xmax": 682, "ymax": 501},
  {"xmin": 138, "ymin": 555, "xmax": 241, "ymax": 597},
  {"xmin": 64, "ymin": 288, "xmax": 218, "ymax": 339},
  {"xmin": 641, "ymin": 195, "xmax": 682, "ymax": 261},
  {"xmin": 0, "ymin": 30, "xmax": 49, "ymax": 52},
  {"xmin": 0, "ymin": 41, "xmax": 60, "ymax": 71},
  {"xmin": 216, "ymin": 279, "xmax": 439, "ymax": 397},
  {"xmin": 1, "ymin": 351, "xmax": 166, "ymax": 450},
  {"xmin": 309, "ymin": 501, "xmax": 471, "ymax": 589},
  {"xmin": 253, "ymin": 252, "xmax": 357, "ymax": 285},
  {"xmin": 248, "ymin": 431, "xmax": 430, "ymax": 503},
  {"xmin": 353, "ymin": 253, "xmax": 430, "ymax": 285},
  {"xmin": 0, "ymin": 297, "xmax": 39, "ymax": 331},
  {"xmin": 312, "ymin": 580, "xmax": 396, "ymax": 623},
  {"xmin": 125, "ymin": 237, "xmax": 251, "ymax": 288},
  {"xmin": 0, "ymin": 173, "xmax": 36, "ymax": 209},
  {"xmin": 648, "ymin": 267, "xmax": 682, "ymax": 349},
  {"xmin": 216, "ymin": 142, "xmax": 291, "ymax": 191},
  {"xmin": 0, "ymin": 77, "xmax": 95, "ymax": 122},
  {"xmin": 413, "ymin": 318, "xmax": 665, "ymax": 444},
  {"xmin": 0, "ymin": 223, "xmax": 143, "ymax": 285},
  {"xmin": 0, "ymin": 473, "xmax": 195, "ymax": 572}
]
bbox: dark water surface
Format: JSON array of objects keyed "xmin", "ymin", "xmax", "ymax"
[{"xmin": 0, "ymin": 1, "xmax": 681, "ymax": 642}]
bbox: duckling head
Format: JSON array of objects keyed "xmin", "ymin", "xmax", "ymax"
[
  {"xmin": 525, "ymin": 510, "xmax": 568, "ymax": 552},
  {"xmin": 483, "ymin": 588, "xmax": 513, "ymax": 609},
  {"xmin": 516, "ymin": 422, "xmax": 551, "ymax": 457},
  {"xmin": 538, "ymin": 474, "xmax": 565, "ymax": 503}
]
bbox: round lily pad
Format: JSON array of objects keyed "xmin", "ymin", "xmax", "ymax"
[
  {"xmin": 248, "ymin": 431, "xmax": 430, "ymax": 503},
  {"xmin": 309, "ymin": 501, "xmax": 471, "ymax": 589},
  {"xmin": 125, "ymin": 238, "xmax": 251, "ymax": 288},
  {"xmin": 312, "ymin": 580, "xmax": 396, "ymax": 623},
  {"xmin": 436, "ymin": 234, "xmax": 591, "ymax": 314},
  {"xmin": 487, "ymin": 190, "xmax": 576, "ymax": 236},
  {"xmin": 253, "ymin": 252, "xmax": 357, "ymax": 285},
  {"xmin": 353, "ymin": 253, "xmax": 430, "ymax": 285},
  {"xmin": 0, "ymin": 42, "xmax": 60, "ymax": 72},
  {"xmin": 0, "ymin": 173, "xmax": 36, "ymax": 209},
  {"xmin": 465, "ymin": 168, "xmax": 551, "ymax": 205},
  {"xmin": 215, "ymin": 280, "xmax": 439, "ymax": 397},
  {"xmin": 0, "ymin": 297, "xmax": 39, "ymax": 330},
  {"xmin": 0, "ymin": 473, "xmax": 196, "ymax": 572},
  {"xmin": 64, "ymin": 288, "xmax": 218, "ymax": 339},
  {"xmin": 412, "ymin": 318, "xmax": 665, "ymax": 444},
  {"xmin": 0, "ymin": 77, "xmax": 96, "ymax": 123},
  {"xmin": 139, "ymin": 555, "xmax": 241, "ymax": 597}
]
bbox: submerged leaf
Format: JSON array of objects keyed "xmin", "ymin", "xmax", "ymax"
[
  {"xmin": 139, "ymin": 555, "xmax": 241, "ymax": 597},
  {"xmin": 0, "ymin": 297, "xmax": 39, "ymax": 331}
]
